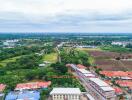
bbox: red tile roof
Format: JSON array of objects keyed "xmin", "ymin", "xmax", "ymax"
[
  {"xmin": 100, "ymin": 71, "xmax": 132, "ymax": 77},
  {"xmin": 114, "ymin": 87, "xmax": 123, "ymax": 94},
  {"xmin": 116, "ymin": 80, "xmax": 132, "ymax": 87},
  {"xmin": 77, "ymin": 64, "xmax": 86, "ymax": 69},
  {"xmin": 0, "ymin": 84, "xmax": 6, "ymax": 92},
  {"xmin": 104, "ymin": 80, "xmax": 112, "ymax": 85},
  {"xmin": 15, "ymin": 81, "xmax": 51, "ymax": 91}
]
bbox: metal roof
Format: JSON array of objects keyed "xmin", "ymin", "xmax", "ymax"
[
  {"xmin": 50, "ymin": 88, "xmax": 81, "ymax": 95},
  {"xmin": 89, "ymin": 78, "xmax": 109, "ymax": 87},
  {"xmin": 5, "ymin": 91, "xmax": 40, "ymax": 100},
  {"xmin": 84, "ymin": 73, "xmax": 95, "ymax": 77},
  {"xmin": 100, "ymin": 86, "xmax": 114, "ymax": 91},
  {"xmin": 77, "ymin": 69, "xmax": 91, "ymax": 74}
]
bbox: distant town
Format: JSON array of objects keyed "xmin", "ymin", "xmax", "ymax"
[{"xmin": 0, "ymin": 33, "xmax": 132, "ymax": 100}]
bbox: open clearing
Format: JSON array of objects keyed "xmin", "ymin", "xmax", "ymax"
[
  {"xmin": 42, "ymin": 53, "xmax": 58, "ymax": 63},
  {"xmin": 0, "ymin": 56, "xmax": 21, "ymax": 67}
]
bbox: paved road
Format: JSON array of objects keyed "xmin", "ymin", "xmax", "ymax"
[{"xmin": 73, "ymin": 72, "xmax": 96, "ymax": 100}]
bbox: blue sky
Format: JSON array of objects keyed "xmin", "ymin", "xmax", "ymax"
[{"xmin": 0, "ymin": 0, "xmax": 132, "ymax": 32}]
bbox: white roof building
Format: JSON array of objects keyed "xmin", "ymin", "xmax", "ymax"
[
  {"xmin": 50, "ymin": 88, "xmax": 81, "ymax": 95},
  {"xmin": 89, "ymin": 78, "xmax": 109, "ymax": 87},
  {"xmin": 100, "ymin": 87, "xmax": 115, "ymax": 92},
  {"xmin": 84, "ymin": 73, "xmax": 95, "ymax": 77},
  {"xmin": 50, "ymin": 88, "xmax": 82, "ymax": 100},
  {"xmin": 88, "ymin": 78, "xmax": 115, "ymax": 99},
  {"xmin": 77, "ymin": 69, "xmax": 91, "ymax": 74}
]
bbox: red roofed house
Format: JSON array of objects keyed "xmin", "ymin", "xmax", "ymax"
[
  {"xmin": 100, "ymin": 71, "xmax": 132, "ymax": 80},
  {"xmin": 115, "ymin": 80, "xmax": 132, "ymax": 93},
  {"xmin": 116, "ymin": 80, "xmax": 132, "ymax": 87},
  {"xmin": 114, "ymin": 87, "xmax": 123, "ymax": 95},
  {"xmin": 77, "ymin": 64, "xmax": 87, "ymax": 69},
  {"xmin": 15, "ymin": 81, "xmax": 51, "ymax": 91}
]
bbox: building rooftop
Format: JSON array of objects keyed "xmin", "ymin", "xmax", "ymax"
[
  {"xmin": 77, "ymin": 69, "xmax": 91, "ymax": 74},
  {"xmin": 5, "ymin": 91, "xmax": 40, "ymax": 100},
  {"xmin": 77, "ymin": 64, "xmax": 86, "ymax": 69},
  {"xmin": 89, "ymin": 78, "xmax": 109, "ymax": 87},
  {"xmin": 100, "ymin": 71, "xmax": 132, "ymax": 77},
  {"xmin": 100, "ymin": 86, "xmax": 114, "ymax": 91},
  {"xmin": 116, "ymin": 80, "xmax": 132, "ymax": 87},
  {"xmin": 114, "ymin": 87, "xmax": 123, "ymax": 94},
  {"xmin": 50, "ymin": 88, "xmax": 81, "ymax": 95},
  {"xmin": 84, "ymin": 73, "xmax": 95, "ymax": 77},
  {"xmin": 15, "ymin": 81, "xmax": 51, "ymax": 91}
]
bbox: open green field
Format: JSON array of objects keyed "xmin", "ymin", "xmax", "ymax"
[
  {"xmin": 42, "ymin": 53, "xmax": 58, "ymax": 63},
  {"xmin": 0, "ymin": 56, "xmax": 21, "ymax": 67}
]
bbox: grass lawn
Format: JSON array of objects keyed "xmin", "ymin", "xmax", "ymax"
[
  {"xmin": 42, "ymin": 53, "xmax": 58, "ymax": 63},
  {"xmin": 0, "ymin": 56, "xmax": 21, "ymax": 67}
]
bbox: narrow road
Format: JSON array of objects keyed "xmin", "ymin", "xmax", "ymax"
[
  {"xmin": 55, "ymin": 47, "xmax": 61, "ymax": 63},
  {"xmin": 72, "ymin": 72, "xmax": 96, "ymax": 100}
]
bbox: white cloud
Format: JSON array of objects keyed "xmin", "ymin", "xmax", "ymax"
[
  {"xmin": 0, "ymin": 0, "xmax": 132, "ymax": 32},
  {"xmin": 0, "ymin": 0, "xmax": 132, "ymax": 15}
]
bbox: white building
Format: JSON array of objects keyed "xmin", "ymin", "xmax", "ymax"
[
  {"xmin": 88, "ymin": 78, "xmax": 115, "ymax": 100},
  {"xmin": 50, "ymin": 88, "xmax": 82, "ymax": 100},
  {"xmin": 76, "ymin": 69, "xmax": 96, "ymax": 81}
]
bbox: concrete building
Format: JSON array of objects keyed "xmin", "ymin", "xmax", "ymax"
[
  {"xmin": 50, "ymin": 88, "xmax": 82, "ymax": 100},
  {"xmin": 76, "ymin": 69, "xmax": 96, "ymax": 81},
  {"xmin": 87, "ymin": 78, "xmax": 115, "ymax": 100}
]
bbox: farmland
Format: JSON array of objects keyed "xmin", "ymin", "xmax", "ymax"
[
  {"xmin": 88, "ymin": 50, "xmax": 132, "ymax": 71},
  {"xmin": 76, "ymin": 47, "xmax": 132, "ymax": 71}
]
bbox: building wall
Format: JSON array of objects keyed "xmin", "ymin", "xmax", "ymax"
[{"xmin": 51, "ymin": 94, "xmax": 80, "ymax": 100}]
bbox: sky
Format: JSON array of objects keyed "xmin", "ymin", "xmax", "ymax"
[{"xmin": 0, "ymin": 0, "xmax": 132, "ymax": 33}]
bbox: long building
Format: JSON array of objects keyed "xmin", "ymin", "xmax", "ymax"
[
  {"xmin": 50, "ymin": 88, "xmax": 82, "ymax": 100},
  {"xmin": 66, "ymin": 64, "xmax": 116, "ymax": 100},
  {"xmin": 75, "ymin": 66, "xmax": 115, "ymax": 100},
  {"xmin": 88, "ymin": 78, "xmax": 115, "ymax": 100},
  {"xmin": 76, "ymin": 69, "xmax": 115, "ymax": 100}
]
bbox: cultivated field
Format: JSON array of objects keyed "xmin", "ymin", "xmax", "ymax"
[{"xmin": 88, "ymin": 50, "xmax": 132, "ymax": 71}]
